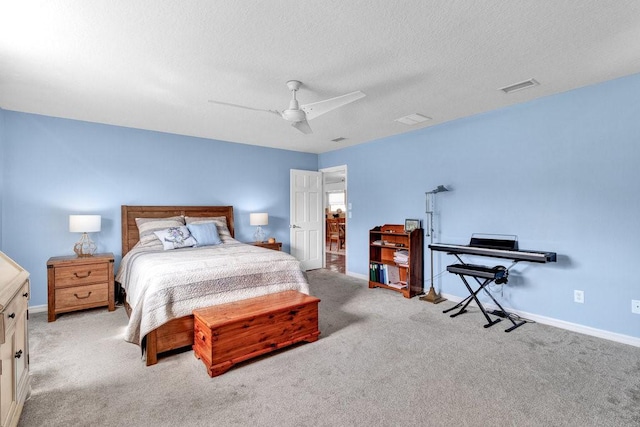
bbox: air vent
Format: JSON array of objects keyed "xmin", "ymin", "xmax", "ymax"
[
  {"xmin": 499, "ymin": 78, "xmax": 539, "ymax": 94},
  {"xmin": 331, "ymin": 137, "xmax": 347, "ymax": 143},
  {"xmin": 394, "ymin": 113, "xmax": 432, "ymax": 126}
]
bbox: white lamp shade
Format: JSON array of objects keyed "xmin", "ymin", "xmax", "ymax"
[
  {"xmin": 69, "ymin": 215, "xmax": 101, "ymax": 233},
  {"xmin": 249, "ymin": 213, "xmax": 268, "ymax": 226}
]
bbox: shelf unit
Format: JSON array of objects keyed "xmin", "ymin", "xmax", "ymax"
[{"xmin": 368, "ymin": 224, "xmax": 423, "ymax": 298}]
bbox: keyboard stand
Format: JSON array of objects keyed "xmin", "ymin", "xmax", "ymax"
[{"xmin": 443, "ymin": 256, "xmax": 526, "ymax": 332}]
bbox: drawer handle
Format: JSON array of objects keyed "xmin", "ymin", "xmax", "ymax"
[
  {"xmin": 15, "ymin": 350, "xmax": 22, "ymax": 359},
  {"xmin": 23, "ymin": 292, "xmax": 29, "ymax": 298},
  {"xmin": 196, "ymin": 331, "xmax": 206, "ymax": 341},
  {"xmin": 8, "ymin": 313, "xmax": 15, "ymax": 319},
  {"xmin": 74, "ymin": 291, "xmax": 92, "ymax": 300},
  {"xmin": 74, "ymin": 271, "xmax": 92, "ymax": 279}
]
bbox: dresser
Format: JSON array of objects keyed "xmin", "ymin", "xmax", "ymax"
[
  {"xmin": 0, "ymin": 251, "xmax": 30, "ymax": 427},
  {"xmin": 47, "ymin": 253, "xmax": 115, "ymax": 322}
]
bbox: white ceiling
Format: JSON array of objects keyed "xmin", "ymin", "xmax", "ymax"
[{"xmin": 1, "ymin": 1, "xmax": 640, "ymax": 154}]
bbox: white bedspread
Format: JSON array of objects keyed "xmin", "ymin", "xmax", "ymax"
[{"xmin": 116, "ymin": 240, "xmax": 309, "ymax": 345}]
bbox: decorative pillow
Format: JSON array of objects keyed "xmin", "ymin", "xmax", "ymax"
[
  {"xmin": 184, "ymin": 216, "xmax": 233, "ymax": 242},
  {"xmin": 153, "ymin": 226, "xmax": 197, "ymax": 250},
  {"xmin": 187, "ymin": 222, "xmax": 222, "ymax": 246},
  {"xmin": 135, "ymin": 216, "xmax": 185, "ymax": 247}
]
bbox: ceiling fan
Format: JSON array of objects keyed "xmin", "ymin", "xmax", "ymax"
[{"xmin": 209, "ymin": 80, "xmax": 365, "ymax": 134}]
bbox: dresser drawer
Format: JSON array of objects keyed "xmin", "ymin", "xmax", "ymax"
[
  {"xmin": 54, "ymin": 263, "xmax": 109, "ymax": 288},
  {"xmin": 1, "ymin": 281, "xmax": 29, "ymax": 342},
  {"xmin": 55, "ymin": 283, "xmax": 108, "ymax": 311}
]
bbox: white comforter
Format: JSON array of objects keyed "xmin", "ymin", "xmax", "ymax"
[{"xmin": 116, "ymin": 240, "xmax": 309, "ymax": 345}]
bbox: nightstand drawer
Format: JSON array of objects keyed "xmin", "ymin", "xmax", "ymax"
[
  {"xmin": 54, "ymin": 263, "xmax": 109, "ymax": 287},
  {"xmin": 55, "ymin": 283, "xmax": 108, "ymax": 311}
]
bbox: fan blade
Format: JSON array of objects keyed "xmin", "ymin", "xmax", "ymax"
[
  {"xmin": 208, "ymin": 100, "xmax": 281, "ymax": 117},
  {"xmin": 292, "ymin": 120, "xmax": 313, "ymax": 134},
  {"xmin": 301, "ymin": 91, "xmax": 365, "ymax": 120}
]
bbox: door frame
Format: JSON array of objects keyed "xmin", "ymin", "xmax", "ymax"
[{"xmin": 320, "ymin": 165, "xmax": 347, "ymax": 270}]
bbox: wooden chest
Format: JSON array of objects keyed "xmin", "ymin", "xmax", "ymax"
[{"xmin": 193, "ymin": 290, "xmax": 320, "ymax": 377}]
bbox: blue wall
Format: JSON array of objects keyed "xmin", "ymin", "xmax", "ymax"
[
  {"xmin": 320, "ymin": 73, "xmax": 640, "ymax": 339},
  {"xmin": 1, "ymin": 112, "xmax": 316, "ymax": 307},
  {"xmin": 2, "ymin": 73, "xmax": 639, "ymax": 340}
]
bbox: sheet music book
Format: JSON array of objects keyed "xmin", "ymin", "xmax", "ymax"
[
  {"xmin": 386, "ymin": 282, "xmax": 407, "ymax": 289},
  {"xmin": 387, "ymin": 264, "xmax": 400, "ymax": 285}
]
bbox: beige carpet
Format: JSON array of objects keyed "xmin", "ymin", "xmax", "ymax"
[{"xmin": 20, "ymin": 269, "xmax": 640, "ymax": 426}]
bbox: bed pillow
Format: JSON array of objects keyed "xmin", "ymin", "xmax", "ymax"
[
  {"xmin": 153, "ymin": 226, "xmax": 197, "ymax": 250},
  {"xmin": 135, "ymin": 216, "xmax": 186, "ymax": 247},
  {"xmin": 187, "ymin": 222, "xmax": 222, "ymax": 246},
  {"xmin": 184, "ymin": 216, "xmax": 233, "ymax": 242}
]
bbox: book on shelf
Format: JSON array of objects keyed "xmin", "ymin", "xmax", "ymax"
[
  {"xmin": 387, "ymin": 264, "xmax": 400, "ymax": 285},
  {"xmin": 370, "ymin": 263, "xmax": 398, "ymax": 285},
  {"xmin": 370, "ymin": 263, "xmax": 380, "ymax": 282},
  {"xmin": 393, "ymin": 249, "xmax": 409, "ymax": 264},
  {"xmin": 387, "ymin": 282, "xmax": 408, "ymax": 289},
  {"xmin": 370, "ymin": 263, "xmax": 384, "ymax": 283}
]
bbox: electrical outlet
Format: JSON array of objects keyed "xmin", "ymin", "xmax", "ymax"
[
  {"xmin": 632, "ymin": 300, "xmax": 640, "ymax": 314},
  {"xmin": 574, "ymin": 290, "xmax": 584, "ymax": 304}
]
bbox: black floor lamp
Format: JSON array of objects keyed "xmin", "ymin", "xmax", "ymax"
[{"xmin": 420, "ymin": 185, "xmax": 449, "ymax": 304}]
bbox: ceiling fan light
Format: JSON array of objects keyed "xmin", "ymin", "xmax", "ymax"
[{"xmin": 282, "ymin": 109, "xmax": 306, "ymax": 122}]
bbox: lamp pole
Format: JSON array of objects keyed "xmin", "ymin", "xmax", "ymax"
[{"xmin": 420, "ymin": 187, "xmax": 447, "ymax": 304}]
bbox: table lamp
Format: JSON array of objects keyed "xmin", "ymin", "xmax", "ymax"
[
  {"xmin": 69, "ymin": 214, "xmax": 101, "ymax": 257},
  {"xmin": 249, "ymin": 213, "xmax": 268, "ymax": 242}
]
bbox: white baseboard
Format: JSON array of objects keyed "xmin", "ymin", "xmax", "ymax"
[
  {"xmin": 28, "ymin": 304, "xmax": 47, "ymax": 314},
  {"xmin": 347, "ymin": 271, "xmax": 368, "ymax": 281},
  {"xmin": 440, "ymin": 292, "xmax": 640, "ymax": 348},
  {"xmin": 31, "ymin": 282, "xmax": 638, "ymax": 348}
]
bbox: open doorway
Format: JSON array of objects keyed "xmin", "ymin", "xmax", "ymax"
[{"xmin": 321, "ymin": 166, "xmax": 347, "ymax": 274}]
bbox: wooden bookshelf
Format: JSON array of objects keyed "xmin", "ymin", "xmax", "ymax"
[{"xmin": 368, "ymin": 224, "xmax": 424, "ymax": 298}]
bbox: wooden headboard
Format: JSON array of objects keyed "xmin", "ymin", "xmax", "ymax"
[{"xmin": 121, "ymin": 205, "xmax": 235, "ymax": 256}]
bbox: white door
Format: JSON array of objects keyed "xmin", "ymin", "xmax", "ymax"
[{"xmin": 290, "ymin": 169, "xmax": 323, "ymax": 270}]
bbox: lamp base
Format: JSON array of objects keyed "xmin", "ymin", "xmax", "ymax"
[
  {"xmin": 74, "ymin": 232, "xmax": 97, "ymax": 257},
  {"xmin": 419, "ymin": 286, "xmax": 446, "ymax": 304},
  {"xmin": 253, "ymin": 226, "xmax": 265, "ymax": 243}
]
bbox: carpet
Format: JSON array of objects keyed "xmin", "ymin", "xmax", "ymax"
[{"xmin": 19, "ymin": 269, "xmax": 640, "ymax": 426}]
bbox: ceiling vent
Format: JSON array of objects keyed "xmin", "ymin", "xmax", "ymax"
[
  {"xmin": 500, "ymin": 78, "xmax": 539, "ymax": 94},
  {"xmin": 331, "ymin": 137, "xmax": 347, "ymax": 143},
  {"xmin": 394, "ymin": 113, "xmax": 432, "ymax": 126}
]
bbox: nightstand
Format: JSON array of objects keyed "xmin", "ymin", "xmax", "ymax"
[
  {"xmin": 249, "ymin": 241, "xmax": 282, "ymax": 251},
  {"xmin": 47, "ymin": 253, "xmax": 115, "ymax": 322}
]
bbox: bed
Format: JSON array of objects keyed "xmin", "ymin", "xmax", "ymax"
[{"xmin": 116, "ymin": 205, "xmax": 310, "ymax": 365}]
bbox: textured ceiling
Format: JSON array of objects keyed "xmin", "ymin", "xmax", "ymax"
[{"xmin": 1, "ymin": 1, "xmax": 640, "ymax": 154}]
